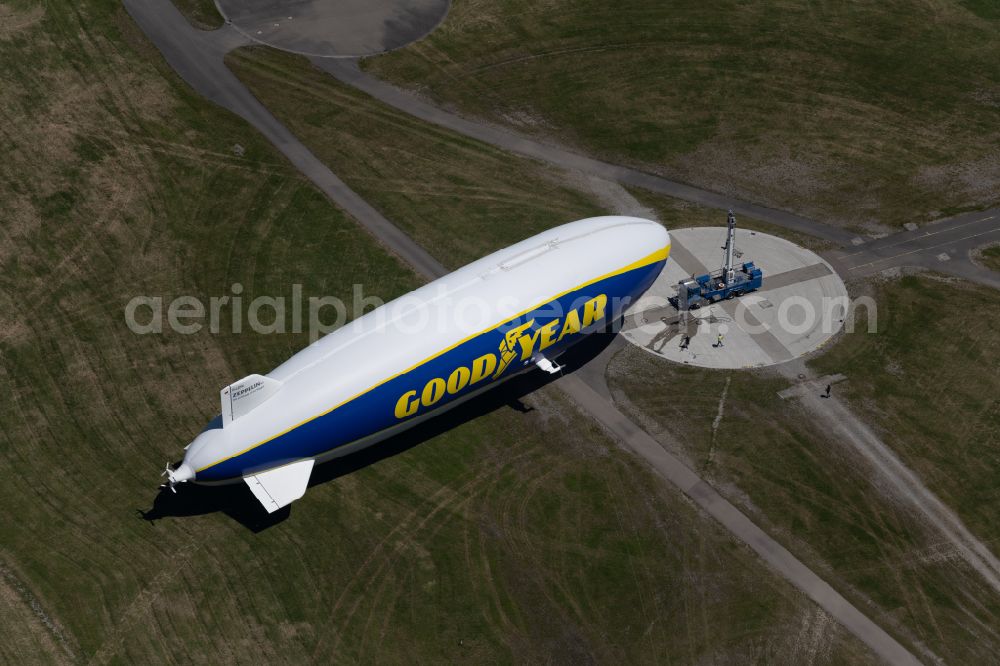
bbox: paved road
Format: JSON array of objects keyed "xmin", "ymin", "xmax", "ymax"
[
  {"xmin": 827, "ymin": 208, "xmax": 1000, "ymax": 289},
  {"xmin": 127, "ymin": 4, "xmax": 922, "ymax": 662},
  {"xmin": 217, "ymin": 0, "xmax": 450, "ymax": 57},
  {"xmin": 316, "ymin": 59, "xmax": 858, "ymax": 246},
  {"xmin": 122, "ymin": 0, "xmax": 446, "ymax": 282}
]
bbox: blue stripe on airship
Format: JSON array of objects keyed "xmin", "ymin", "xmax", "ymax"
[{"xmin": 196, "ymin": 256, "xmax": 665, "ymax": 481}]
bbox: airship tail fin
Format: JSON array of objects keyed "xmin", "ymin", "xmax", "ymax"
[
  {"xmin": 244, "ymin": 459, "xmax": 315, "ymax": 513},
  {"xmin": 221, "ymin": 374, "xmax": 283, "ymax": 427}
]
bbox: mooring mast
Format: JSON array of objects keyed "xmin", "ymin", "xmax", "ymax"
[
  {"xmin": 674, "ymin": 209, "xmax": 763, "ymax": 311},
  {"xmin": 723, "ymin": 209, "xmax": 737, "ymax": 287}
]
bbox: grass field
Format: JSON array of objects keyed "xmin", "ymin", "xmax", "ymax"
[
  {"xmin": 366, "ymin": 0, "xmax": 1000, "ymax": 229},
  {"xmin": 608, "ymin": 275, "xmax": 1000, "ymax": 663},
  {"xmin": 171, "ymin": 0, "xmax": 223, "ymax": 30},
  {"xmin": 226, "ymin": 48, "xmax": 833, "ymax": 262},
  {"xmin": 627, "ymin": 187, "xmax": 835, "ymax": 253},
  {"xmin": 227, "ymin": 47, "xmax": 606, "ymax": 270},
  {"xmin": 0, "ymin": 2, "xmax": 877, "ymax": 662},
  {"xmin": 810, "ymin": 275, "xmax": 1000, "ymax": 563},
  {"xmin": 973, "ymin": 244, "xmax": 1000, "ymax": 271}
]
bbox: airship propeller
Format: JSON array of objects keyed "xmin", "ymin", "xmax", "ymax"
[{"xmin": 160, "ymin": 463, "xmax": 181, "ymax": 493}]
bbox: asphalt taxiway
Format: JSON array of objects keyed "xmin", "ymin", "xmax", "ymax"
[{"xmin": 827, "ymin": 208, "xmax": 1000, "ymax": 289}]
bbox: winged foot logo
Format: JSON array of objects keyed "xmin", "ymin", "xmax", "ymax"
[{"xmin": 393, "ymin": 294, "xmax": 608, "ymax": 419}]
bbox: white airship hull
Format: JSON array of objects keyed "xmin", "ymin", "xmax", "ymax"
[{"xmin": 171, "ymin": 216, "xmax": 671, "ymax": 511}]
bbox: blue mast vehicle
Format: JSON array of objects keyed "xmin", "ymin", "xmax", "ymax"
[{"xmin": 675, "ymin": 210, "xmax": 763, "ymax": 310}]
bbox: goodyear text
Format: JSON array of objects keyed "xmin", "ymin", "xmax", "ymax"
[{"xmin": 393, "ymin": 294, "xmax": 608, "ymax": 419}]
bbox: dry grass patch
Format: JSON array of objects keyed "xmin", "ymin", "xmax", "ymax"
[{"xmin": 0, "ymin": 2, "xmax": 43, "ymax": 39}]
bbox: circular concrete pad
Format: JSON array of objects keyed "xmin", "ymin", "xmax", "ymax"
[
  {"xmin": 623, "ymin": 228, "xmax": 848, "ymax": 369},
  {"xmin": 218, "ymin": 0, "xmax": 451, "ymax": 57}
]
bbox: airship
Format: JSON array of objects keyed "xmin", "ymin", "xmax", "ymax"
[{"xmin": 161, "ymin": 216, "xmax": 670, "ymax": 512}]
